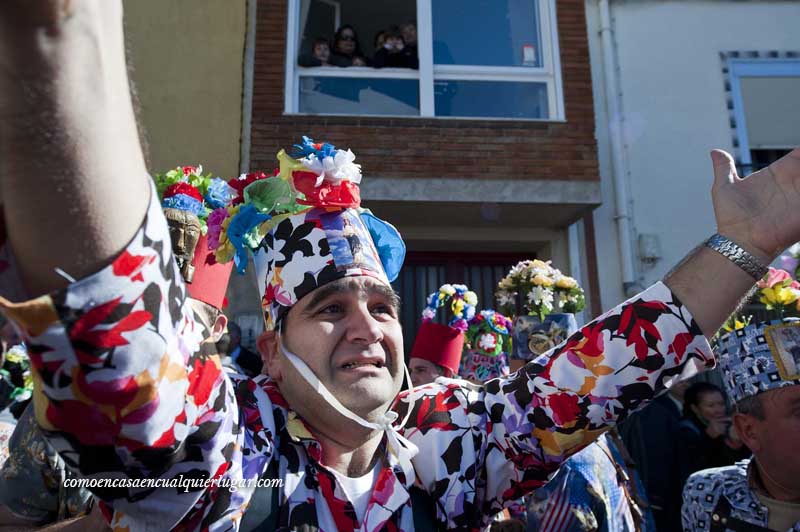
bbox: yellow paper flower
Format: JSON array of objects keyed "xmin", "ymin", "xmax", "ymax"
[
  {"xmin": 532, "ymin": 274, "xmax": 554, "ymax": 287},
  {"xmin": 760, "ymin": 286, "xmax": 799, "ymax": 307},
  {"xmin": 215, "ymin": 240, "xmax": 235, "ymax": 263},
  {"xmin": 556, "ymin": 276, "xmax": 578, "ymax": 289},
  {"xmin": 464, "ymin": 291, "xmax": 478, "ymax": 306}
]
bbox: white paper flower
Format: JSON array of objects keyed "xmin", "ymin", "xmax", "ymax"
[
  {"xmin": 301, "ymin": 149, "xmax": 362, "ymax": 187},
  {"xmin": 528, "ymin": 286, "xmax": 554, "ymax": 312},
  {"xmin": 497, "ymin": 290, "xmax": 515, "ymax": 308}
]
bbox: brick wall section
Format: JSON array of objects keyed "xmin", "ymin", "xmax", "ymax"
[{"xmin": 249, "ymin": 0, "xmax": 599, "ymax": 182}]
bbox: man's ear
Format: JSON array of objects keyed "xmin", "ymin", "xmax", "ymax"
[
  {"xmin": 257, "ymin": 331, "xmax": 281, "ymax": 380},
  {"xmin": 732, "ymin": 412, "xmax": 760, "ymax": 453},
  {"xmin": 209, "ymin": 313, "xmax": 228, "ymax": 344}
]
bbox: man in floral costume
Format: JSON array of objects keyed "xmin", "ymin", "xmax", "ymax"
[
  {"xmin": 681, "ymin": 322, "xmax": 800, "ymax": 531},
  {"xmin": 2, "ymin": 2, "xmax": 800, "ymax": 531}
]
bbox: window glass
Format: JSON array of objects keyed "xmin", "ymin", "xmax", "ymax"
[
  {"xmin": 432, "ymin": 0, "xmax": 542, "ymax": 67},
  {"xmin": 299, "ymin": 76, "xmax": 419, "ymax": 115},
  {"xmin": 434, "ymin": 80, "xmax": 548, "ymax": 119}
]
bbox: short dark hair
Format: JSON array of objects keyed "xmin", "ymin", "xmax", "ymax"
[
  {"xmin": 312, "ymin": 37, "xmax": 329, "ymax": 49},
  {"xmin": 735, "ymin": 394, "xmax": 765, "ymax": 420}
]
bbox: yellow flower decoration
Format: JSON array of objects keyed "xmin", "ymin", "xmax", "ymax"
[{"xmin": 532, "ymin": 274, "xmax": 554, "ymax": 287}]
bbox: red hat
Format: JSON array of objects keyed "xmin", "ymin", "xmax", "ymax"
[
  {"xmin": 186, "ymin": 235, "xmax": 233, "ymax": 310},
  {"xmin": 409, "ymin": 322, "xmax": 464, "ymax": 375}
]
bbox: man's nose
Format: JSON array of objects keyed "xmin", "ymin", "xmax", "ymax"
[{"xmin": 345, "ymin": 305, "xmax": 383, "ymax": 344}]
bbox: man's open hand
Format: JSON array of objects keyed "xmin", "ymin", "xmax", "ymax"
[{"xmin": 712, "ymin": 148, "xmax": 800, "ymax": 262}]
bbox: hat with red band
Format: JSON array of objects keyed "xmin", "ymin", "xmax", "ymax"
[{"xmin": 409, "ymin": 284, "xmax": 478, "ymax": 375}]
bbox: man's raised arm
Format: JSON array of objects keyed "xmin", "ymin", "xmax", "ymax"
[
  {"xmin": 0, "ymin": 0, "xmax": 148, "ymax": 296},
  {"xmin": 666, "ymin": 148, "xmax": 800, "ymax": 337}
]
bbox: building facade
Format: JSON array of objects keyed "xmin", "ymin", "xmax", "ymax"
[
  {"xmin": 241, "ymin": 0, "xmax": 603, "ymax": 343},
  {"xmin": 587, "ymin": 0, "xmax": 800, "ymax": 307}
]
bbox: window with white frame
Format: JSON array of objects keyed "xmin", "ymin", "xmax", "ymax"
[
  {"xmin": 728, "ymin": 57, "xmax": 800, "ymax": 174},
  {"xmin": 285, "ymin": 0, "xmax": 564, "ymax": 120}
]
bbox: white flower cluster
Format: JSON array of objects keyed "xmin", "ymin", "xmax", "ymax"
[{"xmin": 300, "ymin": 149, "xmax": 362, "ymax": 187}]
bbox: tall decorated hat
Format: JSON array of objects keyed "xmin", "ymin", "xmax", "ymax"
[
  {"xmin": 459, "ymin": 310, "xmax": 512, "ymax": 382},
  {"xmin": 410, "ymin": 284, "xmax": 478, "ymax": 376},
  {"xmin": 155, "ymin": 165, "xmax": 236, "ymax": 309},
  {"xmin": 717, "ymin": 319, "xmax": 800, "ymax": 404},
  {"xmin": 206, "ymin": 137, "xmax": 405, "ymax": 329}
]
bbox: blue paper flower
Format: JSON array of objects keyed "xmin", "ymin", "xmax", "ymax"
[
  {"xmin": 226, "ymin": 204, "xmax": 271, "ymax": 274},
  {"xmin": 205, "ymin": 177, "xmax": 237, "ymax": 210},
  {"xmin": 360, "ymin": 211, "xmax": 405, "ymax": 282},
  {"xmin": 292, "ymin": 135, "xmax": 337, "ymax": 160},
  {"xmin": 161, "ymin": 194, "xmax": 205, "ymax": 217}
]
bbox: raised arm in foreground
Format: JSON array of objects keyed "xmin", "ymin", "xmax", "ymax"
[{"xmin": 0, "ymin": 0, "xmax": 149, "ymax": 296}]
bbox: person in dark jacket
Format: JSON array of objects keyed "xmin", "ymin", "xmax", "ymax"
[
  {"xmin": 619, "ymin": 380, "xmax": 689, "ymax": 531},
  {"xmin": 677, "ymin": 382, "xmax": 750, "ymax": 486},
  {"xmin": 227, "ymin": 321, "xmax": 264, "ymax": 377},
  {"xmin": 373, "ymin": 27, "xmax": 418, "ymax": 69}
]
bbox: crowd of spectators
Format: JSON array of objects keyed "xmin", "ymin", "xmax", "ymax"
[{"xmin": 299, "ymin": 22, "xmax": 418, "ymax": 69}]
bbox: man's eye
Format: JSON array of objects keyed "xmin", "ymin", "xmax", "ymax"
[
  {"xmin": 372, "ymin": 304, "xmax": 396, "ymax": 316},
  {"xmin": 318, "ymin": 304, "xmax": 343, "ymax": 314}
]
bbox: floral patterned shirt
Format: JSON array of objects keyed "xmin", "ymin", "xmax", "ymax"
[{"xmin": 0, "ymin": 192, "xmax": 715, "ymax": 531}]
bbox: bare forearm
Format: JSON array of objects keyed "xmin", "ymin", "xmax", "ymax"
[
  {"xmin": 664, "ymin": 241, "xmax": 768, "ymax": 338},
  {"xmin": 0, "ymin": 1, "xmax": 148, "ymax": 296}
]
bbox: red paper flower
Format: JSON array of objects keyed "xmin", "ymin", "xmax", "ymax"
[
  {"xmin": 292, "ymin": 170, "xmax": 360, "ymax": 209},
  {"xmin": 228, "ymin": 171, "xmax": 271, "ymax": 205},
  {"xmin": 164, "ymin": 182, "xmax": 203, "ymax": 202}
]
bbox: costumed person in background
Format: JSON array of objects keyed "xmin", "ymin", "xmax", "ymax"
[
  {"xmin": 408, "ymin": 283, "xmax": 476, "ymax": 387},
  {"xmin": 496, "ymin": 260, "xmax": 584, "ymax": 374},
  {"xmin": 4, "ymin": 4, "xmax": 800, "ymax": 529},
  {"xmin": 459, "ymin": 309, "xmax": 512, "ymax": 385},
  {"xmin": 682, "ymin": 318, "xmax": 800, "ymax": 531},
  {"xmin": 525, "ymin": 429, "xmax": 655, "ymax": 532},
  {"xmin": 0, "ymin": 165, "xmax": 235, "ymax": 531},
  {"xmin": 0, "ymin": 343, "xmax": 29, "ymax": 469}
]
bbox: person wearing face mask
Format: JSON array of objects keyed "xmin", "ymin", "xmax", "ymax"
[
  {"xmin": 5, "ymin": 4, "xmax": 800, "ymax": 530},
  {"xmin": 682, "ymin": 322, "xmax": 800, "ymax": 532}
]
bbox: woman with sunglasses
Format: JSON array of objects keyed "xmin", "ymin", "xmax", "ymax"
[{"xmin": 330, "ymin": 24, "xmax": 370, "ymax": 67}]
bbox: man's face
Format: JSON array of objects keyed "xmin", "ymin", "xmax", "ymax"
[
  {"xmin": 401, "ymin": 24, "xmax": 417, "ymax": 45},
  {"xmin": 736, "ymin": 386, "xmax": 800, "ymax": 491},
  {"xmin": 276, "ymin": 277, "xmax": 404, "ymax": 420},
  {"xmin": 409, "ymin": 357, "xmax": 444, "ymax": 387}
]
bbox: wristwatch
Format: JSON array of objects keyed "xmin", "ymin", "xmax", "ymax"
[{"xmin": 704, "ymin": 234, "xmax": 769, "ymax": 281}]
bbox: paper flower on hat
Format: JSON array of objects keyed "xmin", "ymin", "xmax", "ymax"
[
  {"xmin": 206, "ymin": 136, "xmax": 406, "ymax": 329},
  {"xmin": 422, "ymin": 284, "xmax": 478, "ymax": 332},
  {"xmin": 466, "ymin": 310, "xmax": 513, "ymax": 357},
  {"xmin": 154, "ymin": 165, "xmax": 236, "ymax": 234}
]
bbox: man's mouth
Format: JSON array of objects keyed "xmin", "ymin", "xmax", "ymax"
[{"xmin": 341, "ymin": 361, "xmax": 384, "ymax": 369}]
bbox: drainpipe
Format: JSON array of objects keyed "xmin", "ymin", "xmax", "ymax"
[
  {"xmin": 239, "ymin": 0, "xmax": 258, "ymax": 174},
  {"xmin": 598, "ymin": 0, "xmax": 641, "ymax": 296}
]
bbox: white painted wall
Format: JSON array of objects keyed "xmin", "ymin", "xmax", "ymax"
[{"xmin": 587, "ymin": 0, "xmax": 800, "ymax": 309}]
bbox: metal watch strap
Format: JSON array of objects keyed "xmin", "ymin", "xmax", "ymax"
[{"xmin": 704, "ymin": 234, "xmax": 769, "ymax": 281}]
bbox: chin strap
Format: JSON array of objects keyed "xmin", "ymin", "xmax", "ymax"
[{"xmin": 279, "ymin": 337, "xmax": 419, "ymax": 481}]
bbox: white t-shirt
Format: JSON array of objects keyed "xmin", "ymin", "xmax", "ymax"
[{"xmin": 328, "ymin": 462, "xmax": 381, "ymax": 523}]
